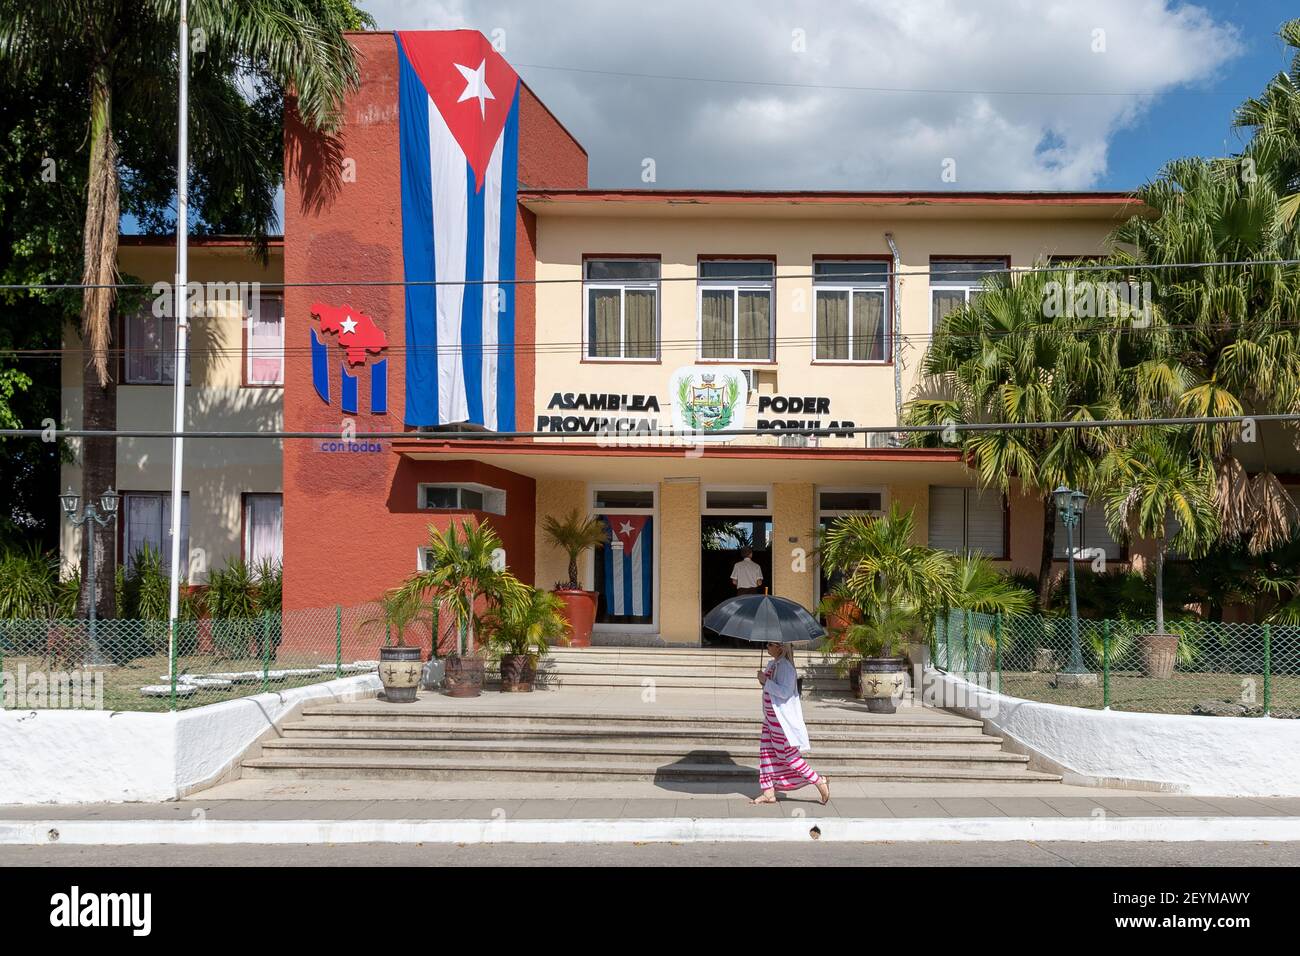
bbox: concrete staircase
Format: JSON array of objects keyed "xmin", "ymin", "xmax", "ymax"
[
  {"xmin": 241, "ymin": 704, "xmax": 1060, "ymax": 787},
  {"xmin": 531, "ymin": 645, "xmax": 852, "ymax": 693}
]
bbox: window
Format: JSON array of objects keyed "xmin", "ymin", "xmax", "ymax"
[
  {"xmin": 246, "ymin": 292, "xmax": 284, "ymax": 385},
  {"xmin": 704, "ymin": 488, "xmax": 770, "ymax": 513},
  {"xmin": 590, "ymin": 485, "xmax": 657, "ymax": 628},
  {"xmin": 1052, "ymin": 505, "xmax": 1122, "ymax": 562},
  {"xmin": 813, "ymin": 261, "xmax": 889, "ymax": 362},
  {"xmin": 121, "ymin": 492, "xmax": 191, "ymax": 574},
  {"xmin": 124, "ymin": 306, "xmax": 191, "ymax": 385},
  {"xmin": 928, "ymin": 486, "xmax": 1006, "ymax": 558},
  {"xmin": 699, "ymin": 260, "xmax": 774, "ymax": 361},
  {"xmin": 419, "ymin": 483, "xmax": 505, "ymax": 515},
  {"xmin": 243, "ymin": 494, "xmax": 283, "ymax": 567},
  {"xmin": 593, "ymin": 488, "xmax": 655, "ymax": 510},
  {"xmin": 818, "ymin": 489, "xmax": 885, "ymax": 515},
  {"xmin": 584, "ymin": 259, "xmax": 659, "ymax": 359},
  {"xmin": 930, "ymin": 259, "xmax": 1007, "ymax": 332}
]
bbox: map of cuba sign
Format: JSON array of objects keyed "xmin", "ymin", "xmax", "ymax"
[{"xmin": 668, "ymin": 365, "xmax": 748, "ymax": 441}]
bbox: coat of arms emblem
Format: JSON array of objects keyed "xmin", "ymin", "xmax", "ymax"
[{"xmin": 677, "ymin": 370, "xmax": 741, "ymax": 432}]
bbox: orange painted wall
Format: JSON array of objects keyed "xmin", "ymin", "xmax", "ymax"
[{"xmin": 280, "ymin": 32, "xmax": 586, "ymax": 615}]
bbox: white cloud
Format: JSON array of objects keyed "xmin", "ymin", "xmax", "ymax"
[{"xmin": 364, "ymin": 0, "xmax": 1242, "ymax": 189}]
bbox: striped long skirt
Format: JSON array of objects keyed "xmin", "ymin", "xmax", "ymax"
[{"xmin": 758, "ymin": 694, "xmax": 821, "ymax": 792}]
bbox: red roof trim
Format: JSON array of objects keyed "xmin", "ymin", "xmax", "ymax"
[
  {"xmin": 118, "ymin": 235, "xmax": 284, "ymax": 248},
  {"xmin": 391, "ymin": 438, "xmax": 962, "ymax": 463},
  {"xmin": 520, "ymin": 189, "xmax": 1139, "ymax": 207}
]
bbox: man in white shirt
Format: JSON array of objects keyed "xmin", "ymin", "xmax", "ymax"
[{"xmin": 730, "ymin": 547, "xmax": 764, "ymax": 595}]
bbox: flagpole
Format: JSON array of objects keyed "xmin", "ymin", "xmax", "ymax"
[{"xmin": 166, "ymin": 0, "xmax": 190, "ymax": 686}]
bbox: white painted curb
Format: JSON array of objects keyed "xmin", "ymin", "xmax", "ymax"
[{"xmin": 3, "ymin": 816, "xmax": 1299, "ymax": 845}]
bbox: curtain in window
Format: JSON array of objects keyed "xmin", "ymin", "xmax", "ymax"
[
  {"xmin": 246, "ymin": 495, "xmax": 284, "ymax": 567},
  {"xmin": 816, "ymin": 291, "xmax": 849, "ymax": 360},
  {"xmin": 124, "ymin": 495, "xmax": 190, "ymax": 575},
  {"xmin": 737, "ymin": 290, "xmax": 771, "ymax": 360},
  {"xmin": 127, "ymin": 309, "xmax": 161, "ymax": 383},
  {"xmin": 588, "ymin": 288, "xmax": 621, "ymax": 357},
  {"xmin": 624, "ymin": 289, "xmax": 656, "ymax": 358},
  {"xmin": 931, "ymin": 290, "xmax": 966, "ymax": 330},
  {"xmin": 249, "ymin": 295, "xmax": 284, "ymax": 384},
  {"xmin": 700, "ymin": 289, "xmax": 732, "ymax": 358},
  {"xmin": 853, "ymin": 290, "xmax": 885, "ymax": 361}
]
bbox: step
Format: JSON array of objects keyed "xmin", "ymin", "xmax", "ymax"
[
  {"xmin": 240, "ymin": 755, "xmax": 1061, "ymax": 784},
  {"xmin": 260, "ymin": 737, "xmax": 1027, "ymax": 769},
  {"xmin": 279, "ymin": 719, "xmax": 997, "ymax": 747},
  {"xmin": 544, "ymin": 674, "xmax": 849, "ymax": 690},
  {"xmin": 539, "ymin": 661, "xmax": 844, "ymax": 675},
  {"xmin": 298, "ymin": 705, "xmax": 984, "ymax": 731}
]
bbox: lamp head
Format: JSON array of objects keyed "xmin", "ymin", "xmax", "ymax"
[
  {"xmin": 1051, "ymin": 485, "xmax": 1073, "ymax": 513},
  {"xmin": 60, "ymin": 488, "xmax": 80, "ymax": 518},
  {"xmin": 99, "ymin": 487, "xmax": 120, "ymax": 516}
]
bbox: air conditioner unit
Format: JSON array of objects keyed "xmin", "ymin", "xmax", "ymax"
[
  {"xmin": 779, "ymin": 434, "xmax": 815, "ymax": 448},
  {"xmin": 867, "ymin": 431, "xmax": 903, "ymax": 449}
]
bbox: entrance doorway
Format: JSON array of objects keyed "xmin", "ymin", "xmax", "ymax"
[{"xmin": 700, "ymin": 515, "xmax": 773, "ymax": 646}]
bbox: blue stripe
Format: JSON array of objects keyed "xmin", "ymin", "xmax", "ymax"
[
  {"xmin": 370, "ymin": 359, "xmax": 388, "ymax": 415},
  {"xmin": 341, "ymin": 366, "xmax": 358, "ymax": 414},
  {"xmin": 640, "ymin": 519, "xmax": 654, "ymax": 615},
  {"xmin": 396, "ymin": 35, "xmax": 439, "ymax": 426},
  {"xmin": 495, "ymin": 89, "xmax": 520, "ymax": 431},
  {"xmin": 602, "ymin": 518, "xmax": 615, "ymax": 613},
  {"xmin": 310, "ymin": 330, "xmax": 329, "ymax": 403},
  {"xmin": 462, "ymin": 158, "xmax": 485, "ymax": 426}
]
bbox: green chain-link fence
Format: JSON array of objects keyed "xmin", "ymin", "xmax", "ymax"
[
  {"xmin": 932, "ymin": 609, "xmax": 1300, "ymax": 717},
  {"xmin": 0, "ymin": 601, "xmax": 462, "ymax": 712}
]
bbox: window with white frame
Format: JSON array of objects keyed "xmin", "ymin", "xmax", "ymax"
[
  {"xmin": 930, "ymin": 259, "xmax": 1007, "ymax": 333},
  {"xmin": 699, "ymin": 260, "xmax": 774, "ymax": 361},
  {"xmin": 1052, "ymin": 504, "xmax": 1122, "ymax": 562},
  {"xmin": 243, "ymin": 493, "xmax": 283, "ymax": 567},
  {"xmin": 928, "ymin": 486, "xmax": 1007, "ymax": 558},
  {"xmin": 818, "ymin": 488, "xmax": 886, "ymax": 516},
  {"xmin": 813, "ymin": 261, "xmax": 889, "ymax": 362},
  {"xmin": 246, "ymin": 292, "xmax": 285, "ymax": 385},
  {"xmin": 590, "ymin": 485, "xmax": 657, "ymax": 628},
  {"xmin": 584, "ymin": 259, "xmax": 659, "ymax": 359},
  {"xmin": 124, "ymin": 305, "xmax": 191, "ymax": 385},
  {"xmin": 418, "ymin": 482, "xmax": 506, "ymax": 515},
  {"xmin": 121, "ymin": 492, "xmax": 191, "ymax": 573},
  {"xmin": 703, "ymin": 487, "xmax": 770, "ymax": 514}
]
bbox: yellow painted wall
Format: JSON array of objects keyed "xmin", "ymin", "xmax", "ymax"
[
  {"xmin": 772, "ymin": 482, "xmax": 816, "ymax": 610},
  {"xmin": 532, "ymin": 211, "xmax": 1120, "ymax": 448},
  {"xmin": 60, "ymin": 244, "xmax": 283, "ymax": 581},
  {"xmin": 534, "ymin": 479, "xmax": 588, "ymax": 588},
  {"xmin": 658, "ymin": 479, "xmax": 701, "ymax": 644}
]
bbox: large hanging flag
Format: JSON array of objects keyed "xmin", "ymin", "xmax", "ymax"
[
  {"xmin": 601, "ymin": 515, "xmax": 654, "ymax": 618},
  {"xmin": 396, "ymin": 30, "xmax": 519, "ymax": 430}
]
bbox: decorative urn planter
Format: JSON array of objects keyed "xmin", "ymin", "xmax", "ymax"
[
  {"xmin": 858, "ymin": 656, "xmax": 909, "ymax": 713},
  {"xmin": 444, "ymin": 655, "xmax": 486, "ymax": 697},
  {"xmin": 378, "ymin": 645, "xmax": 422, "ymax": 703},
  {"xmin": 1139, "ymin": 633, "xmax": 1179, "ymax": 680},
  {"xmin": 499, "ymin": 654, "xmax": 536, "ymax": 692},
  {"xmin": 554, "ymin": 589, "xmax": 597, "ymax": 648}
]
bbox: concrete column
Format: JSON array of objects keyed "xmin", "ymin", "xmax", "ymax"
[
  {"xmin": 534, "ymin": 479, "xmax": 588, "ymax": 589},
  {"xmin": 772, "ymin": 482, "xmax": 816, "ymax": 610},
  {"xmin": 658, "ymin": 479, "xmax": 700, "ymax": 645},
  {"xmin": 888, "ymin": 482, "xmax": 929, "ymax": 544}
]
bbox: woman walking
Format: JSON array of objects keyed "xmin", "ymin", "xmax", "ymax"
[{"xmin": 752, "ymin": 642, "xmax": 830, "ymax": 805}]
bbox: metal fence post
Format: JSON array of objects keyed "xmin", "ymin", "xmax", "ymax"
[
  {"xmin": 169, "ymin": 618, "xmax": 177, "ymax": 711},
  {"xmin": 335, "ymin": 604, "xmax": 343, "ymax": 679},
  {"xmin": 964, "ymin": 609, "xmax": 974, "ymax": 677},
  {"xmin": 939, "ymin": 607, "xmax": 949, "ymax": 669},
  {"xmin": 261, "ymin": 611, "xmax": 271, "ymax": 693},
  {"xmin": 994, "ymin": 611, "xmax": 1004, "ymax": 693},
  {"xmin": 1102, "ymin": 619, "xmax": 1111, "ymax": 710},
  {"xmin": 1262, "ymin": 623, "xmax": 1272, "ymax": 717}
]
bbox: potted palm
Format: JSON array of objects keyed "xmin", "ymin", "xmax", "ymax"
[
  {"xmin": 399, "ymin": 519, "xmax": 521, "ymax": 698},
  {"xmin": 542, "ymin": 509, "xmax": 609, "ymax": 648},
  {"xmin": 362, "ymin": 589, "xmax": 429, "ymax": 703},
  {"xmin": 836, "ymin": 605, "xmax": 919, "ymax": 713},
  {"xmin": 486, "ymin": 586, "xmax": 570, "ymax": 691}
]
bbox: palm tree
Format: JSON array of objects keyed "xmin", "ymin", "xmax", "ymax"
[
  {"xmin": 1235, "ymin": 19, "xmax": 1300, "ymax": 226},
  {"xmin": 0, "ymin": 0, "xmax": 370, "ymax": 619},
  {"xmin": 1098, "ymin": 430, "xmax": 1220, "ymax": 634},
  {"xmin": 361, "ymin": 588, "xmax": 430, "ymax": 648},
  {"xmin": 485, "ymin": 586, "xmax": 569, "ymax": 658},
  {"xmin": 399, "ymin": 520, "xmax": 523, "ymax": 657},
  {"xmin": 948, "ymin": 553, "xmax": 1034, "ymax": 617},
  {"xmin": 905, "ymin": 265, "xmax": 1120, "ymax": 608},
  {"xmin": 542, "ymin": 509, "xmax": 609, "ymax": 589}
]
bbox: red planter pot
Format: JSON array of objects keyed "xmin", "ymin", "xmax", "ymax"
[{"xmin": 555, "ymin": 589, "xmax": 597, "ymax": 648}]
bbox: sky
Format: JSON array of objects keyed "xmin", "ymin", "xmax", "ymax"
[{"xmin": 361, "ymin": 0, "xmax": 1300, "ymax": 191}]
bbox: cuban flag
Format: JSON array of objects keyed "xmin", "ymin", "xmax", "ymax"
[
  {"xmin": 601, "ymin": 516, "xmax": 654, "ymax": 618},
  {"xmin": 396, "ymin": 30, "xmax": 519, "ymax": 430}
]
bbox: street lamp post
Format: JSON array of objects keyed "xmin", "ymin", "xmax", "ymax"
[
  {"xmin": 61, "ymin": 487, "xmax": 121, "ymax": 667},
  {"xmin": 1053, "ymin": 485, "xmax": 1092, "ymax": 681}
]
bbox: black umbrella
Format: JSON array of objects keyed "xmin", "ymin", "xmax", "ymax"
[{"xmin": 703, "ymin": 594, "xmax": 825, "ymax": 645}]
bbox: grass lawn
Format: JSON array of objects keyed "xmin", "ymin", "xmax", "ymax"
[{"xmin": 997, "ymin": 669, "xmax": 1300, "ymax": 716}]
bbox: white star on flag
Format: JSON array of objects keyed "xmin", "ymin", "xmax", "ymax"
[
  {"xmin": 618, "ymin": 521, "xmax": 634, "ymax": 538},
  {"xmin": 340, "ymin": 316, "xmax": 358, "ymax": 334},
  {"xmin": 454, "ymin": 59, "xmax": 495, "ymax": 119}
]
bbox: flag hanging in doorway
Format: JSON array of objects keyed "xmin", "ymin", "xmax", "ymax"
[
  {"xmin": 601, "ymin": 515, "xmax": 653, "ymax": 618},
  {"xmin": 396, "ymin": 30, "xmax": 519, "ymax": 430}
]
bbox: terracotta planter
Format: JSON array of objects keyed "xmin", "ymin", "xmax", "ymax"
[
  {"xmin": 499, "ymin": 653, "xmax": 536, "ymax": 692},
  {"xmin": 825, "ymin": 602, "xmax": 861, "ymax": 652},
  {"xmin": 859, "ymin": 657, "xmax": 909, "ymax": 714},
  {"xmin": 444, "ymin": 655, "xmax": 485, "ymax": 698},
  {"xmin": 378, "ymin": 645, "xmax": 422, "ymax": 703},
  {"xmin": 1139, "ymin": 633, "xmax": 1179, "ymax": 680},
  {"xmin": 554, "ymin": 589, "xmax": 597, "ymax": 648}
]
